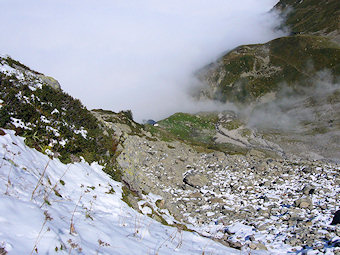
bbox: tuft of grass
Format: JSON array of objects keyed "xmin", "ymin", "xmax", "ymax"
[
  {"xmin": 105, "ymin": 184, "xmax": 115, "ymax": 194},
  {"xmin": 30, "ymin": 211, "xmax": 53, "ymax": 255}
]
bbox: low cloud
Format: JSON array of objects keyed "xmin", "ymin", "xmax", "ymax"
[
  {"xmin": 247, "ymin": 70, "xmax": 340, "ymax": 132},
  {"xmin": 0, "ymin": 0, "xmax": 284, "ymax": 122}
]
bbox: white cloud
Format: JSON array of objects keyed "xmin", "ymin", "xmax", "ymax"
[{"xmin": 0, "ymin": 0, "xmax": 284, "ymax": 122}]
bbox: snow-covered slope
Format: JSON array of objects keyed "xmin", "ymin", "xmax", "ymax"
[{"xmin": 0, "ymin": 129, "xmax": 242, "ymax": 255}]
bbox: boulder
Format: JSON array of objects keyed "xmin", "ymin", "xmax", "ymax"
[
  {"xmin": 39, "ymin": 75, "xmax": 61, "ymax": 90},
  {"xmin": 331, "ymin": 210, "xmax": 340, "ymax": 225},
  {"xmin": 183, "ymin": 173, "xmax": 209, "ymax": 188},
  {"xmin": 302, "ymin": 185, "xmax": 316, "ymax": 195},
  {"xmin": 294, "ymin": 198, "xmax": 313, "ymax": 209}
]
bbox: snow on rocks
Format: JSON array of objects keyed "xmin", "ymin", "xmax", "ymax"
[
  {"xmin": 116, "ymin": 133, "xmax": 340, "ymax": 254},
  {"xmin": 0, "ymin": 129, "xmax": 240, "ymax": 254},
  {"xmin": 0, "ymin": 56, "xmax": 60, "ymax": 91}
]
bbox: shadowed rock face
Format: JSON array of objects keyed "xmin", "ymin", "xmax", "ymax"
[{"xmin": 331, "ymin": 210, "xmax": 340, "ymax": 225}]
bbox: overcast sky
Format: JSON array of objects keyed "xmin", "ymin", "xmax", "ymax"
[{"xmin": 0, "ymin": 0, "xmax": 284, "ymax": 122}]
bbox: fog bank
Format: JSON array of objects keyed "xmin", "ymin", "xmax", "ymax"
[{"xmin": 0, "ymin": 0, "xmax": 284, "ymax": 122}]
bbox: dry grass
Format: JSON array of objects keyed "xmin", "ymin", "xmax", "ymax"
[{"xmin": 31, "ymin": 159, "xmax": 50, "ymax": 200}]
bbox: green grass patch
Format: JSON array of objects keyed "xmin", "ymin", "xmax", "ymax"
[{"xmin": 158, "ymin": 112, "xmax": 218, "ymax": 143}]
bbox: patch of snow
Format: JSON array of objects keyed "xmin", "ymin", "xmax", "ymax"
[
  {"xmin": 51, "ymin": 108, "xmax": 59, "ymax": 115},
  {"xmin": 0, "ymin": 129, "xmax": 241, "ymax": 255},
  {"xmin": 10, "ymin": 118, "xmax": 32, "ymax": 130},
  {"xmin": 28, "ymin": 85, "xmax": 37, "ymax": 91},
  {"xmin": 59, "ymin": 139, "xmax": 68, "ymax": 147},
  {"xmin": 40, "ymin": 115, "xmax": 51, "ymax": 124},
  {"xmin": 74, "ymin": 127, "xmax": 87, "ymax": 139},
  {"xmin": 46, "ymin": 126, "xmax": 60, "ymax": 137},
  {"xmin": 141, "ymin": 206, "xmax": 152, "ymax": 215},
  {"xmin": 207, "ymin": 211, "xmax": 215, "ymax": 217}
]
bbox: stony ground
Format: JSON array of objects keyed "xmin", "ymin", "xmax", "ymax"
[
  {"xmin": 93, "ymin": 110, "xmax": 340, "ymax": 254},
  {"xmin": 113, "ymin": 135, "xmax": 339, "ymax": 253}
]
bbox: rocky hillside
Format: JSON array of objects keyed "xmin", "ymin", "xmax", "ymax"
[
  {"xmin": 275, "ymin": 0, "xmax": 340, "ymax": 42},
  {"xmin": 1, "ymin": 54, "xmax": 339, "ymax": 253},
  {"xmin": 198, "ymin": 0, "xmax": 340, "ymax": 104},
  {"xmin": 199, "ymin": 35, "xmax": 340, "ymax": 103},
  {"xmin": 193, "ymin": 0, "xmax": 340, "ymax": 163}
]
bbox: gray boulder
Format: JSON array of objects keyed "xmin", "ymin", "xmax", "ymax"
[
  {"xmin": 294, "ymin": 198, "xmax": 313, "ymax": 209},
  {"xmin": 39, "ymin": 75, "xmax": 61, "ymax": 90},
  {"xmin": 183, "ymin": 173, "xmax": 209, "ymax": 188}
]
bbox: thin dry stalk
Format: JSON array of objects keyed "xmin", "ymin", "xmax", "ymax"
[
  {"xmin": 134, "ymin": 214, "xmax": 142, "ymax": 237},
  {"xmin": 118, "ymin": 206, "xmax": 127, "ymax": 227},
  {"xmin": 40, "ymin": 165, "xmax": 70, "ymax": 208},
  {"xmin": 95, "ymin": 239, "xmax": 111, "ymax": 254},
  {"xmin": 5, "ymin": 155, "xmax": 15, "ymax": 195},
  {"xmin": 140, "ymin": 222, "xmax": 153, "ymax": 241},
  {"xmin": 175, "ymin": 229, "xmax": 183, "ymax": 249},
  {"xmin": 0, "ymin": 150, "xmax": 7, "ymax": 169},
  {"xmin": 169, "ymin": 226, "xmax": 183, "ymax": 249},
  {"xmin": 67, "ymin": 239, "xmax": 81, "ymax": 255},
  {"xmin": 30, "ymin": 211, "xmax": 52, "ymax": 255},
  {"xmin": 31, "ymin": 159, "xmax": 50, "ymax": 200},
  {"xmin": 70, "ymin": 192, "xmax": 84, "ymax": 235},
  {"xmin": 155, "ymin": 228, "xmax": 177, "ymax": 254}
]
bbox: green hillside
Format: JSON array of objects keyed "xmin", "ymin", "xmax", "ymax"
[{"xmin": 199, "ymin": 0, "xmax": 340, "ymax": 104}]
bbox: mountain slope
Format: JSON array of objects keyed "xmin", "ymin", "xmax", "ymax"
[
  {"xmin": 193, "ymin": 0, "xmax": 340, "ymax": 162},
  {"xmin": 275, "ymin": 0, "xmax": 340, "ymax": 42},
  {"xmin": 198, "ymin": 0, "xmax": 340, "ymax": 104},
  {"xmin": 0, "ymin": 129, "xmax": 239, "ymax": 255},
  {"xmin": 0, "ymin": 55, "xmax": 119, "ymax": 166},
  {"xmin": 199, "ymin": 35, "xmax": 340, "ymax": 103},
  {"xmin": 2, "ymin": 1, "xmax": 340, "ymax": 250}
]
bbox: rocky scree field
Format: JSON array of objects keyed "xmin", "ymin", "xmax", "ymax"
[{"xmin": 96, "ymin": 108, "xmax": 340, "ymax": 254}]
